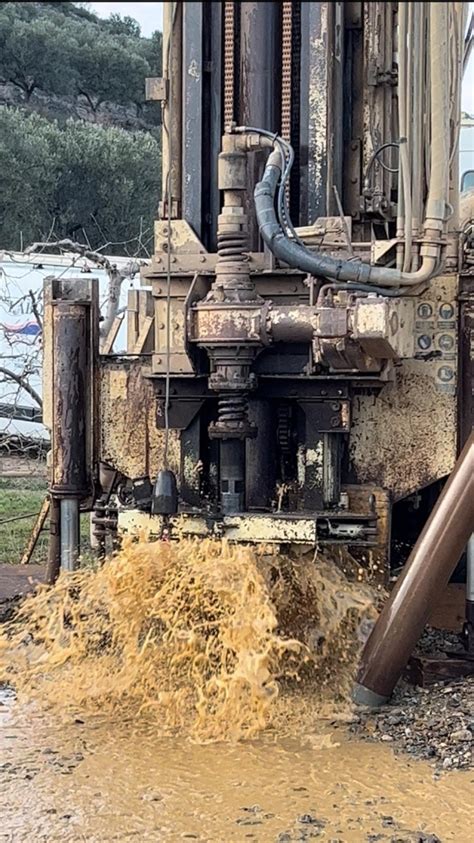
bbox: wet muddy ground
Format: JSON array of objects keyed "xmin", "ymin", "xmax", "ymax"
[
  {"xmin": 1, "ymin": 543, "xmax": 473, "ymax": 842},
  {"xmin": 1, "ymin": 688, "xmax": 473, "ymax": 843},
  {"xmin": 353, "ymin": 676, "xmax": 474, "ymax": 773}
]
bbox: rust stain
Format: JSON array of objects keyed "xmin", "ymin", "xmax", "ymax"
[
  {"xmin": 351, "ymin": 360, "xmax": 456, "ymax": 499},
  {"xmin": 100, "ymin": 361, "xmax": 179, "ymax": 480}
]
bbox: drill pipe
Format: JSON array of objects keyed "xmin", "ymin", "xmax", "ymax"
[{"xmin": 353, "ymin": 430, "xmax": 474, "ymax": 706}]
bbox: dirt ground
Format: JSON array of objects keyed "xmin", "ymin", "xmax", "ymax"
[{"xmin": 0, "ymin": 564, "xmax": 45, "ymax": 601}]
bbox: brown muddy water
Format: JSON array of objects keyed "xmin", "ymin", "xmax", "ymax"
[{"xmin": 1, "ymin": 538, "xmax": 473, "ymax": 841}]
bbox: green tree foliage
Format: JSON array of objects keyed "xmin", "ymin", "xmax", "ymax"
[
  {"xmin": 73, "ymin": 32, "xmax": 150, "ymax": 113},
  {"xmin": 106, "ymin": 13, "xmax": 141, "ymax": 39},
  {"xmin": 0, "ymin": 3, "xmax": 163, "ymax": 112},
  {"xmin": 0, "ymin": 108, "xmax": 161, "ymax": 255},
  {"xmin": 0, "ymin": 7, "xmax": 77, "ymax": 100}
]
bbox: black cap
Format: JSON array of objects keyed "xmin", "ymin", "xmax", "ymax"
[{"xmin": 151, "ymin": 469, "xmax": 178, "ymax": 515}]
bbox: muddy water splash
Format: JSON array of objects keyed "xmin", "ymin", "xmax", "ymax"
[
  {"xmin": 0, "ymin": 537, "xmax": 377, "ymax": 741},
  {"xmin": 1, "ymin": 539, "xmax": 473, "ymax": 841}
]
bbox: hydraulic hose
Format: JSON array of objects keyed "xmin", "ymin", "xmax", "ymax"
[
  {"xmin": 254, "ymin": 157, "xmax": 437, "ymax": 289},
  {"xmin": 252, "ymin": 3, "xmax": 452, "ymax": 292}
]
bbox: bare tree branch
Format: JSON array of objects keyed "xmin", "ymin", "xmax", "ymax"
[
  {"xmin": 24, "ymin": 238, "xmax": 112, "ymax": 268},
  {"xmin": 28, "ymin": 289, "xmax": 43, "ymax": 331},
  {"xmin": 0, "ymin": 367, "xmax": 43, "ymax": 408},
  {"xmin": 24, "ymin": 238, "xmax": 143, "ymax": 342}
]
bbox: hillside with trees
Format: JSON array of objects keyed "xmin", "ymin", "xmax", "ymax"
[{"xmin": 0, "ymin": 2, "xmax": 162, "ymax": 255}]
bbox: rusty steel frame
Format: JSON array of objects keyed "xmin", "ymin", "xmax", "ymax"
[{"xmin": 40, "ymin": 3, "xmax": 468, "ymax": 595}]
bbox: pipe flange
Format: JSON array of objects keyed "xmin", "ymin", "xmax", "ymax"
[{"xmin": 209, "ymin": 420, "xmax": 257, "ymax": 440}]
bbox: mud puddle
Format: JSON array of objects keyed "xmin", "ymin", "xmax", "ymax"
[{"xmin": 1, "ymin": 692, "xmax": 473, "ymax": 842}]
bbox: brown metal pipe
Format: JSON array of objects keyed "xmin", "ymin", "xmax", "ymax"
[
  {"xmin": 51, "ymin": 303, "xmax": 88, "ymax": 497},
  {"xmin": 269, "ymin": 305, "xmax": 318, "ymax": 344},
  {"xmin": 353, "ymin": 430, "xmax": 474, "ymax": 706},
  {"xmin": 45, "ymin": 496, "xmax": 61, "ymax": 585}
]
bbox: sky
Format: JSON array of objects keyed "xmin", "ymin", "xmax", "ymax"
[
  {"xmin": 88, "ymin": 2, "xmax": 474, "ymax": 114},
  {"xmin": 88, "ymin": 2, "xmax": 163, "ymax": 35}
]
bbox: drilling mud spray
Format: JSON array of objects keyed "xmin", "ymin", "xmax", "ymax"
[
  {"xmin": 1, "ymin": 537, "xmax": 377, "ymax": 741},
  {"xmin": 2, "ymin": 538, "xmax": 473, "ymax": 842}
]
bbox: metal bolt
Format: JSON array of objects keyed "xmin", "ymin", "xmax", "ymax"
[{"xmin": 200, "ymin": 256, "xmax": 206, "ymax": 263}]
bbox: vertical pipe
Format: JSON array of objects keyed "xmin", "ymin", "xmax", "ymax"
[
  {"xmin": 51, "ymin": 304, "xmax": 88, "ymax": 497},
  {"xmin": 46, "ymin": 496, "xmax": 61, "ymax": 585},
  {"xmin": 326, "ymin": 2, "xmax": 344, "ymax": 216},
  {"xmin": 323, "ymin": 433, "xmax": 341, "ymax": 508},
  {"xmin": 411, "ymin": 3, "xmax": 424, "ymax": 268},
  {"xmin": 182, "ymin": 2, "xmax": 204, "ymax": 237},
  {"xmin": 353, "ymin": 431, "xmax": 474, "ymax": 706},
  {"xmin": 239, "ymin": 1, "xmax": 281, "ymax": 248},
  {"xmin": 246, "ymin": 400, "xmax": 277, "ymax": 510},
  {"xmin": 424, "ymin": 3, "xmax": 449, "ymax": 227},
  {"xmin": 307, "ymin": 2, "xmax": 329, "ymax": 221},
  {"xmin": 162, "ymin": 1, "xmax": 182, "ymax": 216},
  {"xmin": 398, "ymin": 3, "xmax": 412, "ymax": 273},
  {"xmin": 239, "ymin": 1, "xmax": 281, "ymax": 130},
  {"xmin": 51, "ymin": 302, "xmax": 88, "ymax": 573},
  {"xmin": 396, "ymin": 3, "xmax": 407, "ymax": 270},
  {"xmin": 60, "ymin": 499, "xmax": 80, "ymax": 572},
  {"xmin": 220, "ymin": 439, "xmax": 245, "ymax": 514}
]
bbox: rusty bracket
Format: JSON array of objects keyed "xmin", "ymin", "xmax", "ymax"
[{"xmin": 145, "ymin": 77, "xmax": 168, "ymax": 102}]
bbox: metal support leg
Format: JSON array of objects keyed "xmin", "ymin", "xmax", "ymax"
[
  {"xmin": 220, "ymin": 439, "xmax": 245, "ymax": 514},
  {"xmin": 46, "ymin": 497, "xmax": 61, "ymax": 585},
  {"xmin": 60, "ymin": 499, "xmax": 80, "ymax": 572},
  {"xmin": 322, "ymin": 432, "xmax": 342, "ymax": 508}
]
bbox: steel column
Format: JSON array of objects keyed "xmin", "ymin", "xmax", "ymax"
[
  {"xmin": 239, "ymin": 1, "xmax": 281, "ymax": 248},
  {"xmin": 354, "ymin": 430, "xmax": 474, "ymax": 706},
  {"xmin": 60, "ymin": 499, "xmax": 80, "ymax": 572},
  {"xmin": 162, "ymin": 1, "xmax": 183, "ymax": 215},
  {"xmin": 182, "ymin": 1, "xmax": 203, "ymax": 238},
  {"xmin": 50, "ymin": 302, "xmax": 88, "ymax": 571}
]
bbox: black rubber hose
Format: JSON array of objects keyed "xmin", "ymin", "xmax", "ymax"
[{"xmin": 254, "ymin": 162, "xmax": 425, "ymax": 295}]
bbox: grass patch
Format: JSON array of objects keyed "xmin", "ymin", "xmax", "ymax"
[
  {"xmin": 0, "ymin": 484, "xmax": 49, "ymax": 564},
  {"xmin": 0, "ymin": 482, "xmax": 91, "ymax": 565}
]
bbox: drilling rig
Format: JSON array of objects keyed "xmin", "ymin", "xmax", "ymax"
[{"xmin": 43, "ymin": 3, "xmax": 474, "ymax": 691}]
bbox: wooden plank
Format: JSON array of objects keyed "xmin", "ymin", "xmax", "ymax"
[
  {"xmin": 20, "ymin": 497, "xmax": 50, "ymax": 565},
  {"xmin": 406, "ymin": 654, "xmax": 474, "ymax": 687},
  {"xmin": 102, "ymin": 314, "xmax": 123, "ymax": 355},
  {"xmin": 132, "ymin": 315, "xmax": 154, "ymax": 354}
]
